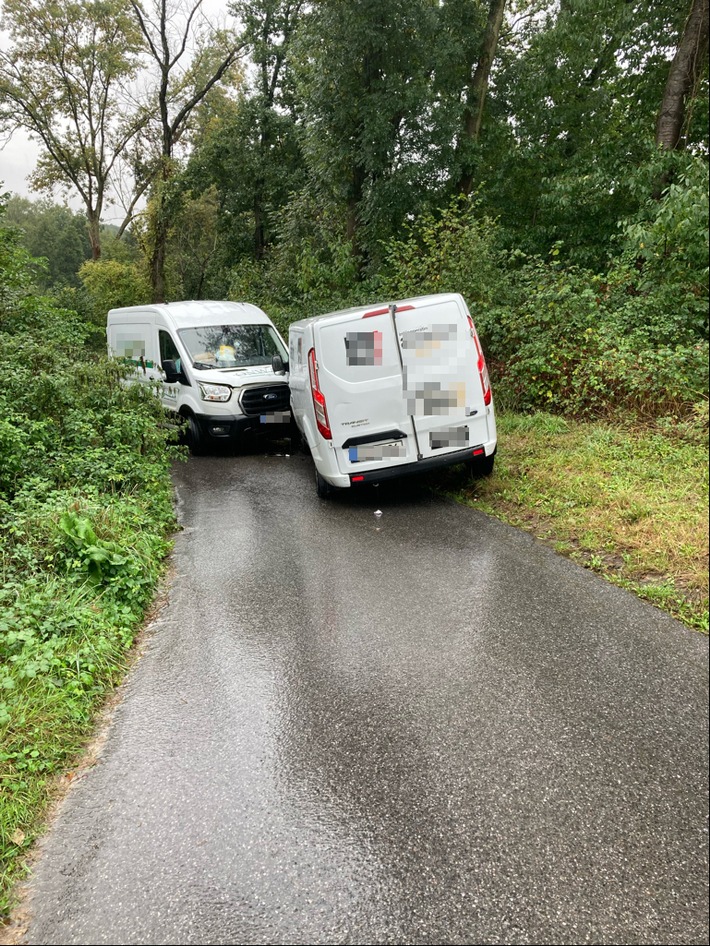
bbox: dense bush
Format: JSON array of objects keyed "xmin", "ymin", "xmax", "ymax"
[
  {"xmin": 490, "ymin": 255, "xmax": 708, "ymax": 417},
  {"xmin": 318, "ymin": 196, "xmax": 709, "ymax": 421},
  {"xmin": 0, "ymin": 293, "xmax": 176, "ymax": 636},
  {"xmin": 78, "ymin": 258, "xmax": 151, "ymax": 328},
  {"xmin": 0, "ymin": 204, "xmax": 177, "ymax": 904},
  {"xmin": 229, "ymin": 192, "xmax": 707, "ymax": 422}
]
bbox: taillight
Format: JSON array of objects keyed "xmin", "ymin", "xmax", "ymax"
[
  {"xmin": 468, "ymin": 316, "xmax": 492, "ymax": 406},
  {"xmin": 308, "ymin": 348, "xmax": 332, "ymax": 439}
]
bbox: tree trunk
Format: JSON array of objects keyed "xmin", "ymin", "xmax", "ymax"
[
  {"xmin": 149, "ymin": 158, "xmax": 172, "ymax": 303},
  {"xmin": 346, "ymin": 163, "xmax": 367, "ymax": 278},
  {"xmin": 151, "ymin": 247, "xmax": 167, "ymax": 303},
  {"xmin": 655, "ymin": 0, "xmax": 709, "ymax": 150},
  {"xmin": 456, "ymin": 0, "xmax": 507, "ymax": 195},
  {"xmin": 87, "ymin": 210, "xmax": 102, "ymax": 261},
  {"xmin": 151, "ymin": 221, "xmax": 167, "ymax": 303},
  {"xmin": 150, "ymin": 186, "xmax": 168, "ymax": 303},
  {"xmin": 254, "ymin": 192, "xmax": 265, "ymax": 260}
]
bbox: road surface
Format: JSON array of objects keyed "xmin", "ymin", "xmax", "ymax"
[{"xmin": 19, "ymin": 451, "xmax": 710, "ymax": 945}]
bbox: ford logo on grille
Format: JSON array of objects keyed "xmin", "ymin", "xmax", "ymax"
[{"xmin": 263, "ymin": 393, "xmax": 277, "ymax": 401}]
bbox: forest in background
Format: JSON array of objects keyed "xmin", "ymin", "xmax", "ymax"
[{"xmin": 1, "ymin": 0, "xmax": 708, "ymax": 420}]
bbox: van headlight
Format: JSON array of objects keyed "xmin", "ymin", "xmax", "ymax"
[{"xmin": 198, "ymin": 382, "xmax": 233, "ymax": 402}]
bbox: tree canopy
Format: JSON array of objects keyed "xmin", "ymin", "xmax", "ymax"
[{"xmin": 0, "ymin": 0, "xmax": 707, "ymax": 392}]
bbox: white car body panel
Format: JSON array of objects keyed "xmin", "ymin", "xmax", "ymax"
[{"xmin": 289, "ymin": 293, "xmax": 497, "ymax": 489}]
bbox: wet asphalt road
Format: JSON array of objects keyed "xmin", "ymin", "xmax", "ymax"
[{"xmin": 21, "ymin": 451, "xmax": 709, "ymax": 945}]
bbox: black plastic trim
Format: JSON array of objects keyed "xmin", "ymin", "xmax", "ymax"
[
  {"xmin": 188, "ymin": 413, "xmax": 290, "ymax": 442},
  {"xmin": 240, "ymin": 383, "xmax": 291, "ymax": 417},
  {"xmin": 349, "ymin": 445, "xmax": 490, "ymax": 485},
  {"xmin": 341, "ymin": 429, "xmax": 407, "ymax": 449}
]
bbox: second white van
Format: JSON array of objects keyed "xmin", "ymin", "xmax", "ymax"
[
  {"xmin": 107, "ymin": 300, "xmax": 290, "ymax": 453},
  {"xmin": 289, "ymin": 293, "xmax": 497, "ymax": 497}
]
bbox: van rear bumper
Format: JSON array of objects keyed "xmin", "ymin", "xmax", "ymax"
[{"xmin": 346, "ymin": 444, "xmax": 495, "ymax": 486}]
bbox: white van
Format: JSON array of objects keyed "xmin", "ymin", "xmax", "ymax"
[
  {"xmin": 107, "ymin": 300, "xmax": 290, "ymax": 453},
  {"xmin": 289, "ymin": 293, "xmax": 497, "ymax": 497}
]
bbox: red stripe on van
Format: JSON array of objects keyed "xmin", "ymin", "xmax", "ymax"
[{"xmin": 362, "ymin": 304, "xmax": 416, "ymax": 318}]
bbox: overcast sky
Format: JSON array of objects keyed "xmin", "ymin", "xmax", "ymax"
[
  {"xmin": 1, "ymin": 130, "xmax": 40, "ymax": 199},
  {"xmin": 1, "ymin": 0, "xmax": 233, "ymax": 210}
]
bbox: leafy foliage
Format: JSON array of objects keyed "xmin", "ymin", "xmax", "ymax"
[
  {"xmin": 490, "ymin": 252, "xmax": 708, "ymax": 417},
  {"xmin": 291, "ymin": 0, "xmax": 442, "ymax": 266},
  {"xmin": 619, "ymin": 152, "xmax": 710, "ymax": 300},
  {"xmin": 0, "ymin": 199, "xmax": 176, "ymax": 914},
  {"xmin": 2, "ymin": 197, "xmax": 92, "ymax": 289},
  {"xmin": 78, "ymin": 258, "xmax": 151, "ymax": 327}
]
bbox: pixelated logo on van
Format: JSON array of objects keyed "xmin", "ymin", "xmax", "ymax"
[
  {"xmin": 430, "ymin": 426, "xmax": 469, "ymax": 449},
  {"xmin": 345, "ymin": 331, "xmax": 383, "ymax": 366},
  {"xmin": 115, "ymin": 336, "xmax": 146, "ymax": 361},
  {"xmin": 400, "ymin": 324, "xmax": 457, "ymax": 359},
  {"xmin": 405, "ymin": 381, "xmax": 466, "ymax": 416}
]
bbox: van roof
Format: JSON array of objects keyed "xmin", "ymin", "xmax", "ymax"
[
  {"xmin": 107, "ymin": 300, "xmax": 273, "ymax": 328},
  {"xmin": 288, "ymin": 293, "xmax": 466, "ymax": 330}
]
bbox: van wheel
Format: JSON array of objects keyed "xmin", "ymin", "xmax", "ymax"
[
  {"xmin": 468, "ymin": 453, "xmax": 495, "ymax": 478},
  {"xmin": 187, "ymin": 415, "xmax": 206, "ymax": 456},
  {"xmin": 290, "ymin": 419, "xmax": 309, "ymax": 455},
  {"xmin": 315, "ymin": 468, "xmax": 333, "ymax": 499}
]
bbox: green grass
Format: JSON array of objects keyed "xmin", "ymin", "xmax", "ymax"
[
  {"xmin": 0, "ymin": 499, "xmax": 175, "ymax": 921},
  {"xmin": 442, "ymin": 412, "xmax": 709, "ymax": 632}
]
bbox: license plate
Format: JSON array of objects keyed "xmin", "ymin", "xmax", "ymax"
[
  {"xmin": 260, "ymin": 410, "xmax": 291, "ymax": 424},
  {"xmin": 348, "ymin": 441, "xmax": 405, "ymax": 462}
]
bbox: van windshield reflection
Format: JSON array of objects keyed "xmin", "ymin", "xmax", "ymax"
[{"xmin": 179, "ymin": 324, "xmax": 286, "ymax": 369}]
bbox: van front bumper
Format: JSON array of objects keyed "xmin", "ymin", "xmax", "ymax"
[
  {"xmin": 345, "ymin": 444, "xmax": 496, "ymax": 486},
  {"xmin": 199, "ymin": 412, "xmax": 291, "ymax": 442}
]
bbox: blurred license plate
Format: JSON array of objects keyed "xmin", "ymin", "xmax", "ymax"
[
  {"xmin": 260, "ymin": 410, "xmax": 291, "ymax": 424},
  {"xmin": 348, "ymin": 441, "xmax": 405, "ymax": 463}
]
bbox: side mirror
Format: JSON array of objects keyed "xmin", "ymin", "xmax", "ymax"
[
  {"xmin": 162, "ymin": 359, "xmax": 182, "ymax": 384},
  {"xmin": 272, "ymin": 354, "xmax": 288, "ymax": 375}
]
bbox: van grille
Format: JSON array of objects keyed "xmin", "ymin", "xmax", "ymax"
[{"xmin": 240, "ymin": 383, "xmax": 290, "ymax": 416}]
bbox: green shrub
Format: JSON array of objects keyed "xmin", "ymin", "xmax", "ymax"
[
  {"xmin": 376, "ymin": 197, "xmax": 511, "ymax": 316},
  {"xmin": 490, "ymin": 250, "xmax": 708, "ymax": 417},
  {"xmin": 78, "ymin": 258, "xmax": 151, "ymax": 327},
  {"xmin": 1, "ymin": 201, "xmax": 178, "ymax": 914},
  {"xmin": 370, "ymin": 199, "xmax": 707, "ymax": 420}
]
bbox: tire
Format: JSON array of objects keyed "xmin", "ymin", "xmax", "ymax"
[
  {"xmin": 315, "ymin": 467, "xmax": 334, "ymax": 499},
  {"xmin": 290, "ymin": 418, "xmax": 309, "ymax": 455},
  {"xmin": 186, "ymin": 414, "xmax": 207, "ymax": 456},
  {"xmin": 468, "ymin": 452, "xmax": 495, "ymax": 478}
]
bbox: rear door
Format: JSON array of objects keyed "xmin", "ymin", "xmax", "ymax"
[
  {"xmin": 394, "ymin": 296, "xmax": 490, "ymax": 460},
  {"xmin": 315, "ymin": 309, "xmax": 416, "ymax": 475},
  {"xmin": 314, "ymin": 296, "xmax": 490, "ymax": 476}
]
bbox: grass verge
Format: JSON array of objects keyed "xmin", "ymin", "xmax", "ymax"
[
  {"xmin": 0, "ymin": 496, "xmax": 176, "ymax": 922},
  {"xmin": 443, "ymin": 412, "xmax": 709, "ymax": 633}
]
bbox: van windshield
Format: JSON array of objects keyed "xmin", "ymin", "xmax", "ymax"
[{"xmin": 179, "ymin": 324, "xmax": 287, "ymax": 369}]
